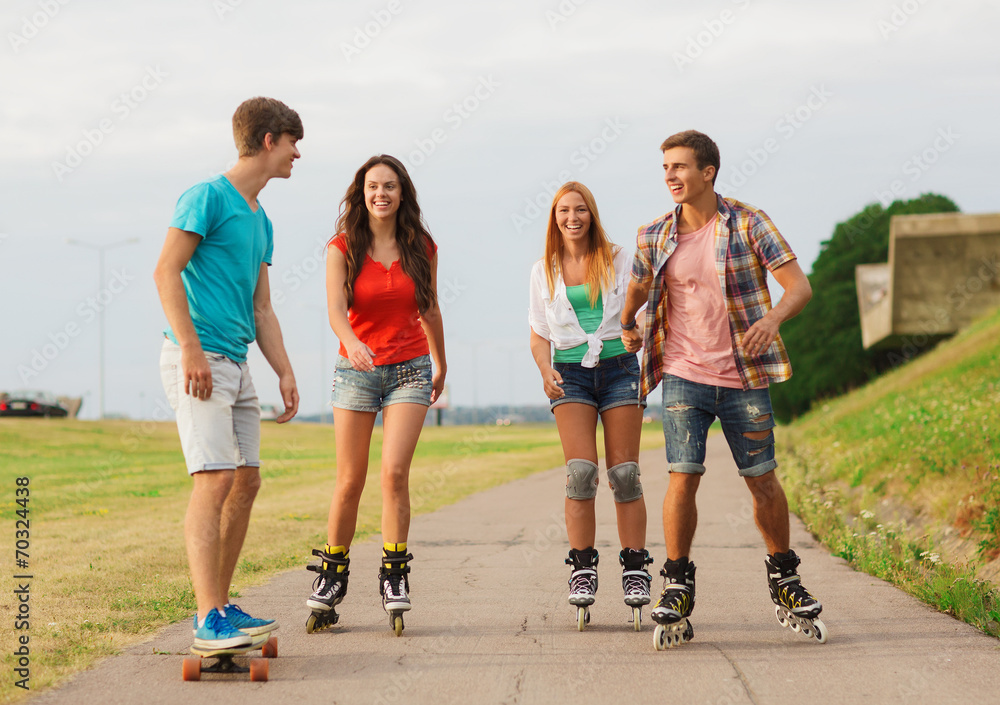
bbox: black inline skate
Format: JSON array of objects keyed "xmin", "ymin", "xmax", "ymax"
[
  {"xmin": 766, "ymin": 550, "xmax": 827, "ymax": 643},
  {"xmin": 620, "ymin": 548, "xmax": 653, "ymax": 631},
  {"xmin": 650, "ymin": 557, "xmax": 696, "ymax": 650},
  {"xmin": 380, "ymin": 548, "xmax": 413, "ymax": 636},
  {"xmin": 305, "ymin": 548, "xmax": 349, "ymax": 633},
  {"xmin": 566, "ymin": 547, "xmax": 599, "ymax": 631}
]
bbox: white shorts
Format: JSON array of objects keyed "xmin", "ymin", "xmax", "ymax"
[{"xmin": 159, "ymin": 339, "xmax": 261, "ymax": 475}]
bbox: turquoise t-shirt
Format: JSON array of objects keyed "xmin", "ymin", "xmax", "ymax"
[
  {"xmin": 553, "ymin": 284, "xmax": 627, "ymax": 363},
  {"xmin": 164, "ymin": 175, "xmax": 274, "ymax": 363}
]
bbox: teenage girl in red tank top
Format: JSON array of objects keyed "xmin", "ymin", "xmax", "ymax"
[{"xmin": 305, "ymin": 155, "xmax": 446, "ymax": 635}]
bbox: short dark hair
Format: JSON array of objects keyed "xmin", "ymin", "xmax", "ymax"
[
  {"xmin": 232, "ymin": 97, "xmax": 303, "ymax": 157},
  {"xmin": 660, "ymin": 130, "xmax": 720, "ymax": 184}
]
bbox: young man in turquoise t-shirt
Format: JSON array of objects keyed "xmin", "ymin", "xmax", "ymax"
[{"xmin": 154, "ymin": 97, "xmax": 302, "ymax": 650}]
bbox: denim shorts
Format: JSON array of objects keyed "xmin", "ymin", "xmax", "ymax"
[
  {"xmin": 331, "ymin": 354, "xmax": 433, "ymax": 412},
  {"xmin": 551, "ymin": 353, "xmax": 647, "ymax": 413},
  {"xmin": 159, "ymin": 339, "xmax": 261, "ymax": 475},
  {"xmin": 661, "ymin": 374, "xmax": 776, "ymax": 477}
]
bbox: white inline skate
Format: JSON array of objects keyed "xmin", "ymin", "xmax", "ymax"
[{"xmin": 566, "ymin": 547, "xmax": 599, "ymax": 631}]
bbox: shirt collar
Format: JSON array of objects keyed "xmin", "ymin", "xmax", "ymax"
[{"xmin": 667, "ymin": 193, "xmax": 729, "ymax": 241}]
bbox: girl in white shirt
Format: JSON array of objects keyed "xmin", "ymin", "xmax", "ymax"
[{"xmin": 528, "ymin": 181, "xmax": 651, "ymax": 631}]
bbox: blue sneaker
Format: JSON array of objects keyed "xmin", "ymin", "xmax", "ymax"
[
  {"xmin": 192, "ymin": 607, "xmax": 252, "ymax": 650},
  {"xmin": 224, "ymin": 603, "xmax": 277, "ymax": 636}
]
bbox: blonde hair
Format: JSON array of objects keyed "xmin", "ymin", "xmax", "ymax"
[{"xmin": 543, "ymin": 182, "xmax": 617, "ymax": 307}]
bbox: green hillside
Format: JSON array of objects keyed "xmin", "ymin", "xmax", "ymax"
[{"xmin": 778, "ymin": 305, "xmax": 1000, "ymax": 635}]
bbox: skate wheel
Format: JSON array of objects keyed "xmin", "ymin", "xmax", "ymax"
[
  {"xmin": 261, "ymin": 636, "xmax": 278, "ymax": 658},
  {"xmin": 774, "ymin": 604, "xmax": 789, "ymax": 628},
  {"xmin": 393, "ymin": 615, "xmax": 404, "ymax": 637},
  {"xmin": 306, "ymin": 614, "xmax": 317, "ymax": 634},
  {"xmin": 577, "ymin": 607, "xmax": 587, "ymax": 632},
  {"xmin": 683, "ymin": 620, "xmax": 694, "ymax": 643},
  {"xmin": 249, "ymin": 657, "xmax": 268, "ymax": 682},
  {"xmin": 811, "ymin": 617, "xmax": 828, "ymax": 644},
  {"xmin": 653, "ymin": 624, "xmax": 673, "ymax": 651},
  {"xmin": 633, "ymin": 607, "xmax": 642, "ymax": 632},
  {"xmin": 182, "ymin": 657, "xmax": 201, "ymax": 681},
  {"xmin": 789, "ymin": 618, "xmax": 801, "ymax": 633}
]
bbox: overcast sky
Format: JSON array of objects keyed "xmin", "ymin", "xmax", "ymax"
[{"xmin": 2, "ymin": 0, "xmax": 996, "ymax": 420}]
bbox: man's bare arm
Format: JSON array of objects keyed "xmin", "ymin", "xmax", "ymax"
[
  {"xmin": 153, "ymin": 228, "xmax": 213, "ymax": 399},
  {"xmin": 741, "ymin": 260, "xmax": 812, "ymax": 357},
  {"xmin": 253, "ymin": 264, "xmax": 299, "ymax": 423},
  {"xmin": 620, "ymin": 279, "xmax": 651, "ymax": 353}
]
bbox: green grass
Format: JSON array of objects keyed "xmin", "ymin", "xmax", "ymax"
[
  {"xmin": 778, "ymin": 305, "xmax": 1000, "ymax": 637},
  {"xmin": 0, "ymin": 418, "xmax": 662, "ymax": 703}
]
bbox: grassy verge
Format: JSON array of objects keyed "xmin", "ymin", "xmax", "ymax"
[
  {"xmin": 0, "ymin": 418, "xmax": 662, "ymax": 702},
  {"xmin": 778, "ymin": 306, "xmax": 1000, "ymax": 637}
]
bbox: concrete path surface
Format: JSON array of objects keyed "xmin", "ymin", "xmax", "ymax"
[{"xmin": 32, "ymin": 434, "xmax": 1000, "ymax": 704}]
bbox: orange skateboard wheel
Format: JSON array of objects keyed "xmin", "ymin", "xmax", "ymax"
[
  {"xmin": 182, "ymin": 657, "xmax": 202, "ymax": 681},
  {"xmin": 261, "ymin": 636, "xmax": 278, "ymax": 659},
  {"xmin": 249, "ymin": 657, "xmax": 268, "ymax": 682}
]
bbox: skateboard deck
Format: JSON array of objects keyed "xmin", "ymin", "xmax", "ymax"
[{"xmin": 183, "ymin": 633, "xmax": 277, "ymax": 682}]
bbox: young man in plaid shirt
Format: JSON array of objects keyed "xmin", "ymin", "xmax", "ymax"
[{"xmin": 620, "ymin": 130, "xmax": 828, "ymax": 646}]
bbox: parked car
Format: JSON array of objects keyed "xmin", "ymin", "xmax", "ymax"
[{"xmin": 0, "ymin": 390, "xmax": 69, "ymax": 418}]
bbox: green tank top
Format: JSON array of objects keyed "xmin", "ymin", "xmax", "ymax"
[{"xmin": 553, "ymin": 284, "xmax": 628, "ymax": 363}]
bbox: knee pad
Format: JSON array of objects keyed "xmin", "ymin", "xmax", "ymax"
[
  {"xmin": 566, "ymin": 459, "xmax": 599, "ymax": 500},
  {"xmin": 607, "ymin": 461, "xmax": 642, "ymax": 503}
]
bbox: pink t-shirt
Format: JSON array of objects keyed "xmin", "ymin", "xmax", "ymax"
[{"xmin": 662, "ymin": 216, "xmax": 742, "ymax": 388}]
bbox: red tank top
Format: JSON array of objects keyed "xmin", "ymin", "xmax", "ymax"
[{"xmin": 330, "ymin": 234, "xmax": 436, "ymax": 365}]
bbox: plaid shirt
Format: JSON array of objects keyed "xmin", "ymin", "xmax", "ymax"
[{"xmin": 631, "ymin": 195, "xmax": 797, "ymax": 397}]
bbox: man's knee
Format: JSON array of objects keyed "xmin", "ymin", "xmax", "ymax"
[
  {"xmin": 234, "ymin": 466, "xmax": 262, "ymax": 494},
  {"xmin": 746, "ymin": 470, "xmax": 784, "ymax": 500},
  {"xmin": 193, "ymin": 468, "xmax": 235, "ymax": 503},
  {"xmin": 607, "ymin": 461, "xmax": 643, "ymax": 503},
  {"xmin": 566, "ymin": 459, "xmax": 599, "ymax": 500}
]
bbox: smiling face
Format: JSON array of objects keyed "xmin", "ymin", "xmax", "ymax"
[
  {"xmin": 364, "ymin": 163, "xmax": 402, "ymax": 220},
  {"xmin": 554, "ymin": 190, "xmax": 591, "ymax": 245},
  {"xmin": 270, "ymin": 132, "xmax": 300, "ymax": 179},
  {"xmin": 662, "ymin": 146, "xmax": 714, "ymax": 204}
]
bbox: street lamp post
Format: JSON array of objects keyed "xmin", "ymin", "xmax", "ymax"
[
  {"xmin": 299, "ymin": 303, "xmax": 331, "ymax": 424},
  {"xmin": 66, "ymin": 237, "xmax": 139, "ymax": 419}
]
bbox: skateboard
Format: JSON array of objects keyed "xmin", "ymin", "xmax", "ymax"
[{"xmin": 182, "ymin": 633, "xmax": 277, "ymax": 682}]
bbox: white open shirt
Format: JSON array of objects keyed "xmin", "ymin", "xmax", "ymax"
[{"xmin": 528, "ymin": 247, "xmax": 633, "ymax": 369}]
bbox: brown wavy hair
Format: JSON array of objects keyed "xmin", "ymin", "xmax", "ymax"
[
  {"xmin": 334, "ymin": 155, "xmax": 436, "ymax": 312},
  {"xmin": 543, "ymin": 182, "xmax": 617, "ymax": 307}
]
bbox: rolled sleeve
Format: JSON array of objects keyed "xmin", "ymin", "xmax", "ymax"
[
  {"xmin": 750, "ymin": 210, "xmax": 796, "ymax": 272},
  {"xmin": 630, "ymin": 240, "xmax": 654, "ymax": 286}
]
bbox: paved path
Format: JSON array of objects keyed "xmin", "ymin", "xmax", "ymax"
[{"xmin": 32, "ymin": 435, "xmax": 1000, "ymax": 704}]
